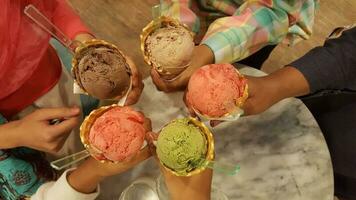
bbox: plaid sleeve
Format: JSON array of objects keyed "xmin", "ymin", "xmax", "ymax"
[
  {"xmin": 161, "ymin": 0, "xmax": 200, "ymax": 34},
  {"xmin": 202, "ymin": 0, "xmax": 318, "ymax": 64}
]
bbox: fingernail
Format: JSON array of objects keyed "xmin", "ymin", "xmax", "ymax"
[{"xmin": 72, "ymin": 107, "xmax": 80, "ymax": 113}]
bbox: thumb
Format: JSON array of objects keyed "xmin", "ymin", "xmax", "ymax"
[
  {"xmin": 183, "ymin": 90, "xmax": 196, "ymax": 117},
  {"xmin": 150, "ymin": 69, "xmax": 166, "ymax": 91},
  {"xmin": 32, "ymin": 107, "xmax": 81, "ymax": 121},
  {"xmin": 210, "ymin": 120, "xmax": 223, "ymax": 127},
  {"xmin": 241, "ymin": 99, "xmax": 255, "ymax": 116},
  {"xmin": 145, "ymin": 131, "xmax": 158, "ymax": 155},
  {"xmin": 51, "ymin": 116, "xmax": 80, "ymax": 137}
]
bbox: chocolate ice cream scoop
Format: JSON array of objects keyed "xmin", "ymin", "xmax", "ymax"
[{"xmin": 75, "ymin": 45, "xmax": 131, "ymax": 99}]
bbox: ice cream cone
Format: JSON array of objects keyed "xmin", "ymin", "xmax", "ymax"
[
  {"xmin": 71, "ymin": 39, "xmax": 133, "ymax": 100},
  {"xmin": 140, "ymin": 16, "xmax": 194, "ymax": 80},
  {"xmin": 158, "ymin": 117, "xmax": 215, "ymax": 177},
  {"xmin": 188, "ymin": 66, "xmax": 249, "ymax": 122},
  {"xmin": 194, "ymin": 81, "xmax": 249, "ymax": 122},
  {"xmin": 80, "ymin": 105, "xmax": 145, "ymax": 163}
]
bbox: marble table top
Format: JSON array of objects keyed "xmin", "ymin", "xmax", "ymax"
[{"xmin": 98, "ymin": 67, "xmax": 334, "ymax": 200}]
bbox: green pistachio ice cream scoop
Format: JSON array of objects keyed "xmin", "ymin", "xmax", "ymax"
[{"xmin": 156, "ymin": 118, "xmax": 207, "ymax": 174}]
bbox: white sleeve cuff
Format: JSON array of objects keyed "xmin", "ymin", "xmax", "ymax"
[{"xmin": 31, "ymin": 169, "xmax": 99, "ymax": 200}]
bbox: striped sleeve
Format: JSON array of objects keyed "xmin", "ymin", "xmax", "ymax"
[
  {"xmin": 201, "ymin": 0, "xmax": 318, "ymax": 64},
  {"xmin": 161, "ymin": 0, "xmax": 200, "ymax": 34}
]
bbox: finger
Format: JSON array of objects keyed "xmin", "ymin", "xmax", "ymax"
[
  {"xmin": 48, "ymin": 136, "xmax": 69, "ymax": 153},
  {"xmin": 142, "ymin": 117, "xmax": 152, "ymax": 132},
  {"xmin": 125, "ymin": 55, "xmax": 138, "ymax": 78},
  {"xmin": 33, "ymin": 107, "xmax": 80, "ymax": 121},
  {"xmin": 210, "ymin": 120, "xmax": 223, "ymax": 127},
  {"xmin": 126, "ymin": 146, "xmax": 151, "ymax": 165},
  {"xmin": 183, "ymin": 90, "xmax": 196, "ymax": 117},
  {"xmin": 150, "ymin": 69, "xmax": 169, "ymax": 92},
  {"xmin": 127, "ymin": 76, "xmax": 144, "ymax": 105},
  {"xmin": 50, "ymin": 116, "xmax": 80, "ymax": 137},
  {"xmin": 145, "ymin": 131, "xmax": 158, "ymax": 155},
  {"xmin": 145, "ymin": 131, "xmax": 158, "ymax": 145},
  {"xmin": 151, "ymin": 69, "xmax": 180, "ymax": 92},
  {"xmin": 124, "ymin": 84, "xmax": 144, "ymax": 105},
  {"xmin": 241, "ymin": 98, "xmax": 256, "ymax": 116},
  {"xmin": 129, "ymin": 63, "xmax": 141, "ymax": 89}
]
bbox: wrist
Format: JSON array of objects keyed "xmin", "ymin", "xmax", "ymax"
[
  {"xmin": 269, "ymin": 66, "xmax": 310, "ymax": 99},
  {"xmin": 183, "ymin": 44, "xmax": 214, "ymax": 79},
  {"xmin": 68, "ymin": 159, "xmax": 104, "ymax": 194},
  {"xmin": 0, "ymin": 120, "xmax": 22, "ymax": 149},
  {"xmin": 196, "ymin": 44, "xmax": 214, "ymax": 66}
]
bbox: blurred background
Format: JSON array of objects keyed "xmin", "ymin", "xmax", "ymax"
[{"xmin": 67, "ymin": 0, "xmax": 356, "ymax": 76}]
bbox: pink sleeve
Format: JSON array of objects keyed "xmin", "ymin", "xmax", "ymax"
[{"xmin": 52, "ymin": 0, "xmax": 92, "ymax": 39}]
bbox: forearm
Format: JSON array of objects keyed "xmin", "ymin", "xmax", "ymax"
[
  {"xmin": 189, "ymin": 45, "xmax": 214, "ymax": 72},
  {"xmin": 0, "ymin": 121, "xmax": 21, "ymax": 149},
  {"xmin": 289, "ymin": 27, "xmax": 356, "ymax": 93},
  {"xmin": 202, "ymin": 0, "xmax": 317, "ymax": 64},
  {"xmin": 201, "ymin": 1, "xmax": 289, "ymax": 63},
  {"xmin": 268, "ymin": 67, "xmax": 310, "ymax": 100},
  {"xmin": 176, "ymin": 44, "xmax": 214, "ymax": 87},
  {"xmin": 32, "ymin": 168, "xmax": 99, "ymax": 200},
  {"xmin": 67, "ymin": 158, "xmax": 104, "ymax": 194}
]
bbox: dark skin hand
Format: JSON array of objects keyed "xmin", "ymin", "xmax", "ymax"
[
  {"xmin": 242, "ymin": 66, "xmax": 310, "ymax": 115},
  {"xmin": 151, "ymin": 45, "xmax": 214, "ymax": 92},
  {"xmin": 184, "ymin": 66, "xmax": 310, "ymax": 127},
  {"xmin": 68, "ymin": 117, "xmax": 153, "ymax": 194}
]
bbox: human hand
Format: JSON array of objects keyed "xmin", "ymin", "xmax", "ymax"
[
  {"xmin": 88, "ymin": 146, "xmax": 151, "ymax": 178},
  {"xmin": 243, "ymin": 67, "xmax": 310, "ymax": 115},
  {"xmin": 9, "ymin": 107, "xmax": 80, "ymax": 153},
  {"xmin": 151, "ymin": 45, "xmax": 214, "ymax": 92},
  {"xmin": 67, "ymin": 145, "xmax": 151, "ymax": 194},
  {"xmin": 67, "ymin": 116, "xmax": 153, "ymax": 194},
  {"xmin": 188, "ymin": 75, "xmax": 281, "ymax": 127}
]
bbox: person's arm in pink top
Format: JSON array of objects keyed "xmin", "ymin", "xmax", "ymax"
[{"xmin": 52, "ymin": 0, "xmax": 93, "ymax": 41}]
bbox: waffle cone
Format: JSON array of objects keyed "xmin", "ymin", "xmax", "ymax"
[
  {"xmin": 71, "ymin": 39, "xmax": 133, "ymax": 99},
  {"xmin": 80, "ymin": 104, "xmax": 127, "ymax": 163},
  {"xmin": 140, "ymin": 16, "xmax": 194, "ymax": 79},
  {"xmin": 159, "ymin": 117, "xmax": 215, "ymax": 177},
  {"xmin": 192, "ymin": 70, "xmax": 249, "ymax": 121}
]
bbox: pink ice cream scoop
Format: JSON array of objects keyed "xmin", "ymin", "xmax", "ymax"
[
  {"xmin": 186, "ymin": 64, "xmax": 247, "ymax": 118},
  {"xmin": 89, "ymin": 106, "xmax": 146, "ymax": 161}
]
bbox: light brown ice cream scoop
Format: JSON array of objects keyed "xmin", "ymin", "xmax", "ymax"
[
  {"xmin": 74, "ymin": 45, "xmax": 131, "ymax": 99},
  {"xmin": 146, "ymin": 25, "xmax": 194, "ymax": 77},
  {"xmin": 141, "ymin": 16, "xmax": 194, "ymax": 80}
]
